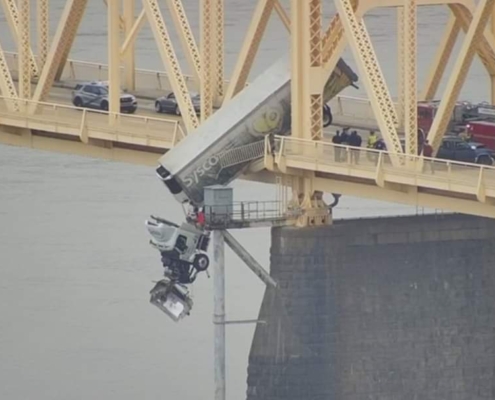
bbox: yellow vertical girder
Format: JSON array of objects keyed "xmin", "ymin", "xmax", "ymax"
[
  {"xmin": 335, "ymin": 0, "xmax": 403, "ymax": 156},
  {"xmin": 108, "ymin": 0, "xmax": 121, "ymax": 117},
  {"xmin": 290, "ymin": 0, "xmax": 325, "ymax": 141},
  {"xmin": 224, "ymin": 0, "xmax": 276, "ymax": 103},
  {"xmin": 404, "ymin": 0, "xmax": 418, "ymax": 156},
  {"xmin": 18, "ymin": 0, "xmax": 30, "ymax": 99},
  {"xmin": 143, "ymin": 0, "xmax": 198, "ymax": 132},
  {"xmin": 37, "ymin": 0, "xmax": 49, "ymax": 71},
  {"xmin": 32, "ymin": 0, "xmax": 88, "ymax": 103},
  {"xmin": 213, "ymin": 0, "xmax": 224, "ymax": 105},
  {"xmin": 165, "ymin": 0, "xmax": 201, "ymax": 89},
  {"xmin": 397, "ymin": 7, "xmax": 404, "ymax": 129},
  {"xmin": 428, "ymin": 0, "xmax": 495, "ymax": 152},
  {"xmin": 121, "ymin": 9, "xmax": 146, "ymax": 57},
  {"xmin": 491, "ymin": 4, "xmax": 495, "ymax": 103},
  {"xmin": 122, "ymin": 0, "xmax": 136, "ymax": 91},
  {"xmin": 290, "ymin": 0, "xmax": 311, "ymax": 140},
  {"xmin": 2, "ymin": 0, "xmax": 38, "ymax": 78},
  {"xmin": 102, "ymin": 0, "xmax": 125, "ymax": 30},
  {"xmin": 420, "ymin": 14, "xmax": 460, "ymax": 101},
  {"xmin": 200, "ymin": 0, "xmax": 214, "ymax": 120},
  {"xmin": 274, "ymin": 0, "xmax": 290, "ymax": 31},
  {"xmin": 309, "ymin": 0, "xmax": 323, "ymax": 141}
]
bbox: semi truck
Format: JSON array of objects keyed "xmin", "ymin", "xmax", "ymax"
[{"xmin": 155, "ymin": 53, "xmax": 359, "ymax": 206}]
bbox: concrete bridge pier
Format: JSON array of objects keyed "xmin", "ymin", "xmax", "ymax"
[{"xmin": 246, "ymin": 214, "xmax": 495, "ymax": 400}]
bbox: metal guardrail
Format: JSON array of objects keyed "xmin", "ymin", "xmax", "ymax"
[
  {"xmin": 0, "ymin": 95, "xmax": 184, "ymax": 147},
  {"xmin": 4, "ymin": 51, "xmax": 221, "ymax": 93},
  {"xmin": 204, "ymin": 201, "xmax": 301, "ymax": 228},
  {"xmin": 268, "ymin": 135, "xmax": 495, "ymax": 201}
]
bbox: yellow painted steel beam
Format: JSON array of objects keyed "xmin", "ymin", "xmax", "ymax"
[
  {"xmin": 200, "ymin": 0, "xmax": 214, "ymax": 120},
  {"xmin": 274, "ymin": 0, "xmax": 290, "ymax": 31},
  {"xmin": 213, "ymin": 0, "xmax": 224, "ymax": 105},
  {"xmin": 165, "ymin": 0, "xmax": 201, "ymax": 90},
  {"xmin": 491, "ymin": 3, "xmax": 495, "ymax": 103},
  {"xmin": 32, "ymin": 0, "xmax": 88, "ymax": 103},
  {"xmin": 420, "ymin": 14, "xmax": 460, "ymax": 101},
  {"xmin": 143, "ymin": 0, "xmax": 198, "ymax": 132},
  {"xmin": 1, "ymin": 0, "xmax": 38, "ymax": 78},
  {"xmin": 290, "ymin": 0, "xmax": 312, "ymax": 140},
  {"xmin": 54, "ymin": 2, "xmax": 89, "ymax": 82},
  {"xmin": 108, "ymin": 0, "xmax": 121, "ymax": 117},
  {"xmin": 17, "ymin": 0, "xmax": 30, "ymax": 99},
  {"xmin": 404, "ymin": 0, "xmax": 418, "ymax": 156},
  {"xmin": 37, "ymin": 0, "xmax": 49, "ymax": 71},
  {"xmin": 224, "ymin": 0, "xmax": 276, "ymax": 103},
  {"xmin": 308, "ymin": 0, "xmax": 324, "ymax": 141},
  {"xmin": 449, "ymin": 3, "xmax": 495, "ymax": 76},
  {"xmin": 120, "ymin": 9, "xmax": 146, "ymax": 57},
  {"xmin": 428, "ymin": 0, "xmax": 495, "ymax": 153},
  {"xmin": 0, "ymin": 44, "xmax": 19, "ymax": 110},
  {"xmin": 397, "ymin": 7, "xmax": 404, "ymax": 129},
  {"xmin": 334, "ymin": 0, "xmax": 403, "ymax": 158},
  {"xmin": 122, "ymin": 0, "xmax": 136, "ymax": 91},
  {"xmin": 102, "ymin": 0, "xmax": 125, "ymax": 30}
]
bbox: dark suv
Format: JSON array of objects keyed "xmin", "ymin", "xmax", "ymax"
[
  {"xmin": 71, "ymin": 81, "xmax": 137, "ymax": 114},
  {"xmin": 436, "ymin": 136, "xmax": 494, "ymax": 165}
]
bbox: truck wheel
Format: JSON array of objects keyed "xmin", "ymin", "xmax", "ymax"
[
  {"xmin": 73, "ymin": 97, "xmax": 83, "ymax": 107},
  {"xmin": 193, "ymin": 254, "xmax": 209, "ymax": 272},
  {"xmin": 477, "ymin": 156, "xmax": 493, "ymax": 165},
  {"xmin": 322, "ymin": 104, "xmax": 333, "ymax": 127}
]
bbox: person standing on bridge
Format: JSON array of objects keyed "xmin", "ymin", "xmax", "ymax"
[
  {"xmin": 349, "ymin": 130, "xmax": 362, "ymax": 164},
  {"xmin": 422, "ymin": 140, "xmax": 435, "ymax": 174},
  {"xmin": 367, "ymin": 130, "xmax": 378, "ymax": 162},
  {"xmin": 332, "ymin": 130, "xmax": 343, "ymax": 162}
]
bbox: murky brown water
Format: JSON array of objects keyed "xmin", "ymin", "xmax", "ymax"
[{"xmin": 0, "ymin": 1, "xmax": 487, "ymax": 399}]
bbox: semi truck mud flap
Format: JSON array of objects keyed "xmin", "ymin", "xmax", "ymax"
[{"xmin": 149, "ymin": 279, "xmax": 193, "ymax": 322}]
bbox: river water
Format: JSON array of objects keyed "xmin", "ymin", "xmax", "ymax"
[{"xmin": 0, "ymin": 1, "xmax": 488, "ymax": 399}]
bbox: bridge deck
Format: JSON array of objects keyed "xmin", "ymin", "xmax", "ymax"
[
  {"xmin": 0, "ymin": 53, "xmax": 491, "ymax": 218},
  {"xmin": 270, "ymin": 136, "xmax": 495, "ymax": 218}
]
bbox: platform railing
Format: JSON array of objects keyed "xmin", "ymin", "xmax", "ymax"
[
  {"xmin": 0, "ymin": 95, "xmax": 183, "ymax": 146},
  {"xmin": 269, "ymin": 135, "xmax": 495, "ymax": 198},
  {"xmin": 204, "ymin": 201, "xmax": 300, "ymax": 225}
]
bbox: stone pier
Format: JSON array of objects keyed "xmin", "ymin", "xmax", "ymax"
[{"xmin": 246, "ymin": 214, "xmax": 495, "ymax": 400}]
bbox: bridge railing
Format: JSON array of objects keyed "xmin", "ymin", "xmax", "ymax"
[
  {"xmin": 269, "ymin": 135, "xmax": 495, "ymax": 198},
  {"xmin": 5, "ymin": 51, "xmax": 379, "ymax": 122},
  {"xmin": 3, "ymin": 51, "xmax": 221, "ymax": 93},
  {"xmin": 0, "ymin": 95, "xmax": 184, "ymax": 147}
]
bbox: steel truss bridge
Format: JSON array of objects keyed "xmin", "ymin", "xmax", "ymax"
[{"xmin": 1, "ymin": 0, "xmax": 495, "ymax": 223}]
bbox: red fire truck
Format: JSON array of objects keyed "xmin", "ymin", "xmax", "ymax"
[{"xmin": 417, "ymin": 101, "xmax": 495, "ymax": 150}]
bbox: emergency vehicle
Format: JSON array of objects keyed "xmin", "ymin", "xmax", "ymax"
[{"xmin": 417, "ymin": 101, "xmax": 495, "ymax": 150}]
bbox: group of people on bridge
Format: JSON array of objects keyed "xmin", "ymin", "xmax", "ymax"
[{"xmin": 332, "ymin": 127, "xmax": 434, "ymax": 165}]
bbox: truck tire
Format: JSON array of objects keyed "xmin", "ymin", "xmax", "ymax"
[
  {"xmin": 323, "ymin": 104, "xmax": 333, "ymax": 127},
  {"xmin": 477, "ymin": 155, "xmax": 493, "ymax": 165},
  {"xmin": 193, "ymin": 254, "xmax": 209, "ymax": 272}
]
